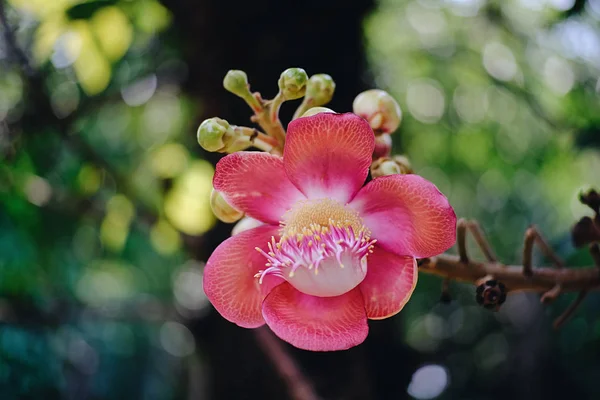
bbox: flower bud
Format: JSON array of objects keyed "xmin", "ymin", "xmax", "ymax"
[
  {"xmin": 278, "ymin": 68, "xmax": 308, "ymax": 100},
  {"xmin": 353, "ymin": 89, "xmax": 402, "ymax": 134},
  {"xmin": 305, "ymin": 74, "xmax": 335, "ymax": 106},
  {"xmin": 223, "ymin": 70, "xmax": 251, "ymax": 98},
  {"xmin": 210, "ymin": 188, "xmax": 244, "ymax": 223},
  {"xmin": 197, "ymin": 117, "xmax": 251, "ymax": 153},
  {"xmin": 301, "ymin": 107, "xmax": 335, "ymax": 117},
  {"xmin": 371, "ymin": 158, "xmax": 401, "ymax": 178},
  {"xmin": 373, "ymin": 133, "xmax": 392, "ymax": 159},
  {"xmin": 392, "ymin": 155, "xmax": 413, "ymax": 174},
  {"xmin": 370, "ymin": 155, "xmax": 413, "ymax": 178}
]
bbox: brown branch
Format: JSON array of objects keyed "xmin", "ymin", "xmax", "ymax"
[
  {"xmin": 419, "ymin": 254, "xmax": 600, "ymax": 293},
  {"xmin": 254, "ymin": 327, "xmax": 319, "ymax": 400},
  {"xmin": 467, "ymin": 220, "xmax": 497, "ymax": 262},
  {"xmin": 531, "ymin": 226, "xmax": 565, "ymax": 268},
  {"xmin": 457, "ymin": 218, "xmax": 469, "ymax": 263},
  {"xmin": 553, "ymin": 291, "xmax": 588, "ymax": 329},
  {"xmin": 540, "ymin": 284, "xmax": 562, "ymax": 304},
  {"xmin": 523, "ymin": 227, "xmax": 536, "ymax": 277}
]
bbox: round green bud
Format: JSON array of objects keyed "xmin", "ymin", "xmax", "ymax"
[
  {"xmin": 197, "ymin": 117, "xmax": 251, "ymax": 153},
  {"xmin": 197, "ymin": 117, "xmax": 230, "ymax": 152},
  {"xmin": 278, "ymin": 68, "xmax": 308, "ymax": 100},
  {"xmin": 223, "ymin": 70, "xmax": 250, "ymax": 98},
  {"xmin": 306, "ymin": 74, "xmax": 335, "ymax": 106},
  {"xmin": 353, "ymin": 89, "xmax": 402, "ymax": 134},
  {"xmin": 210, "ymin": 189, "xmax": 244, "ymax": 223},
  {"xmin": 301, "ymin": 107, "xmax": 335, "ymax": 117}
]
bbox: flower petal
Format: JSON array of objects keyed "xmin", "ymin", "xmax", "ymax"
[
  {"xmin": 262, "ymin": 283, "xmax": 368, "ymax": 351},
  {"xmin": 203, "ymin": 225, "xmax": 284, "ymax": 328},
  {"xmin": 350, "ymin": 174, "xmax": 456, "ymax": 258},
  {"xmin": 360, "ymin": 246, "xmax": 417, "ymax": 319},
  {"xmin": 284, "ymin": 113, "xmax": 375, "ymax": 203},
  {"xmin": 213, "ymin": 152, "xmax": 305, "ymax": 224}
]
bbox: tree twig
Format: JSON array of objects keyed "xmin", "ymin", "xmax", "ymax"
[
  {"xmin": 254, "ymin": 327, "xmax": 319, "ymax": 400},
  {"xmin": 553, "ymin": 291, "xmax": 588, "ymax": 329},
  {"xmin": 419, "ymin": 255, "xmax": 600, "ymax": 293}
]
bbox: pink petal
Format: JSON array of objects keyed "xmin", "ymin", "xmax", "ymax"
[
  {"xmin": 213, "ymin": 152, "xmax": 306, "ymax": 224},
  {"xmin": 350, "ymin": 174, "xmax": 456, "ymax": 258},
  {"xmin": 284, "ymin": 113, "xmax": 375, "ymax": 203},
  {"xmin": 360, "ymin": 245, "xmax": 417, "ymax": 319},
  {"xmin": 203, "ymin": 225, "xmax": 284, "ymax": 328},
  {"xmin": 262, "ymin": 283, "xmax": 368, "ymax": 351}
]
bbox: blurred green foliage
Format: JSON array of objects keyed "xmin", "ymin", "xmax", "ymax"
[
  {"xmin": 1, "ymin": 0, "xmax": 210, "ymax": 398},
  {"xmin": 365, "ymin": 0, "xmax": 600, "ymax": 398}
]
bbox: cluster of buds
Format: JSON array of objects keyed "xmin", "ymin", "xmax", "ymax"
[{"xmin": 197, "ymin": 68, "xmax": 407, "ymax": 224}]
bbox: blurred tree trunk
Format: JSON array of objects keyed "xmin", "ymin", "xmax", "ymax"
[{"xmin": 161, "ymin": 0, "xmax": 420, "ymax": 399}]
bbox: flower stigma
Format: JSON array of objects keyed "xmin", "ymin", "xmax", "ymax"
[{"xmin": 255, "ymin": 198, "xmax": 376, "ymax": 297}]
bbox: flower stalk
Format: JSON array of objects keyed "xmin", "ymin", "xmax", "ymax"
[{"xmin": 293, "ymin": 74, "xmax": 336, "ymax": 120}]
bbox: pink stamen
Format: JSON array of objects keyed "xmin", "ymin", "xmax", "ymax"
[{"xmin": 255, "ymin": 224, "xmax": 376, "ymax": 284}]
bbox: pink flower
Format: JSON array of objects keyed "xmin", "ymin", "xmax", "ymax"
[{"xmin": 203, "ymin": 113, "xmax": 456, "ymax": 351}]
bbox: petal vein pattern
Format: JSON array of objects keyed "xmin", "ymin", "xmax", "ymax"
[
  {"xmin": 213, "ymin": 152, "xmax": 305, "ymax": 224},
  {"xmin": 284, "ymin": 113, "xmax": 374, "ymax": 203},
  {"xmin": 350, "ymin": 174, "xmax": 456, "ymax": 258},
  {"xmin": 203, "ymin": 225, "xmax": 284, "ymax": 328},
  {"xmin": 262, "ymin": 283, "xmax": 368, "ymax": 351}
]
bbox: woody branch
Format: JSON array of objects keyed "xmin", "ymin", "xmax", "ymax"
[
  {"xmin": 418, "ymin": 213, "xmax": 600, "ymax": 328},
  {"xmin": 418, "ymin": 255, "xmax": 600, "ymax": 293}
]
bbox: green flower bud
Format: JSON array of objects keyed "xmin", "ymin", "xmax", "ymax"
[
  {"xmin": 197, "ymin": 117, "xmax": 251, "ymax": 153},
  {"xmin": 305, "ymin": 74, "xmax": 335, "ymax": 106},
  {"xmin": 210, "ymin": 188, "xmax": 244, "ymax": 223},
  {"xmin": 223, "ymin": 70, "xmax": 251, "ymax": 98},
  {"xmin": 301, "ymin": 107, "xmax": 335, "ymax": 117},
  {"xmin": 353, "ymin": 89, "xmax": 402, "ymax": 134},
  {"xmin": 278, "ymin": 68, "xmax": 308, "ymax": 100}
]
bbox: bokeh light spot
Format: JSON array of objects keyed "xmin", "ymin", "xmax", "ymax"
[
  {"xmin": 23, "ymin": 175, "xmax": 52, "ymax": 206},
  {"xmin": 150, "ymin": 143, "xmax": 190, "ymax": 178},
  {"xmin": 164, "ymin": 160, "xmax": 216, "ymax": 236},
  {"xmin": 483, "ymin": 42, "xmax": 518, "ymax": 81},
  {"xmin": 407, "ymin": 364, "xmax": 449, "ymax": 399},
  {"xmin": 407, "ymin": 79, "xmax": 446, "ymax": 123},
  {"xmin": 150, "ymin": 219, "xmax": 182, "ymax": 255},
  {"xmin": 173, "ymin": 262, "xmax": 209, "ymax": 314},
  {"xmin": 159, "ymin": 321, "xmax": 195, "ymax": 357}
]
